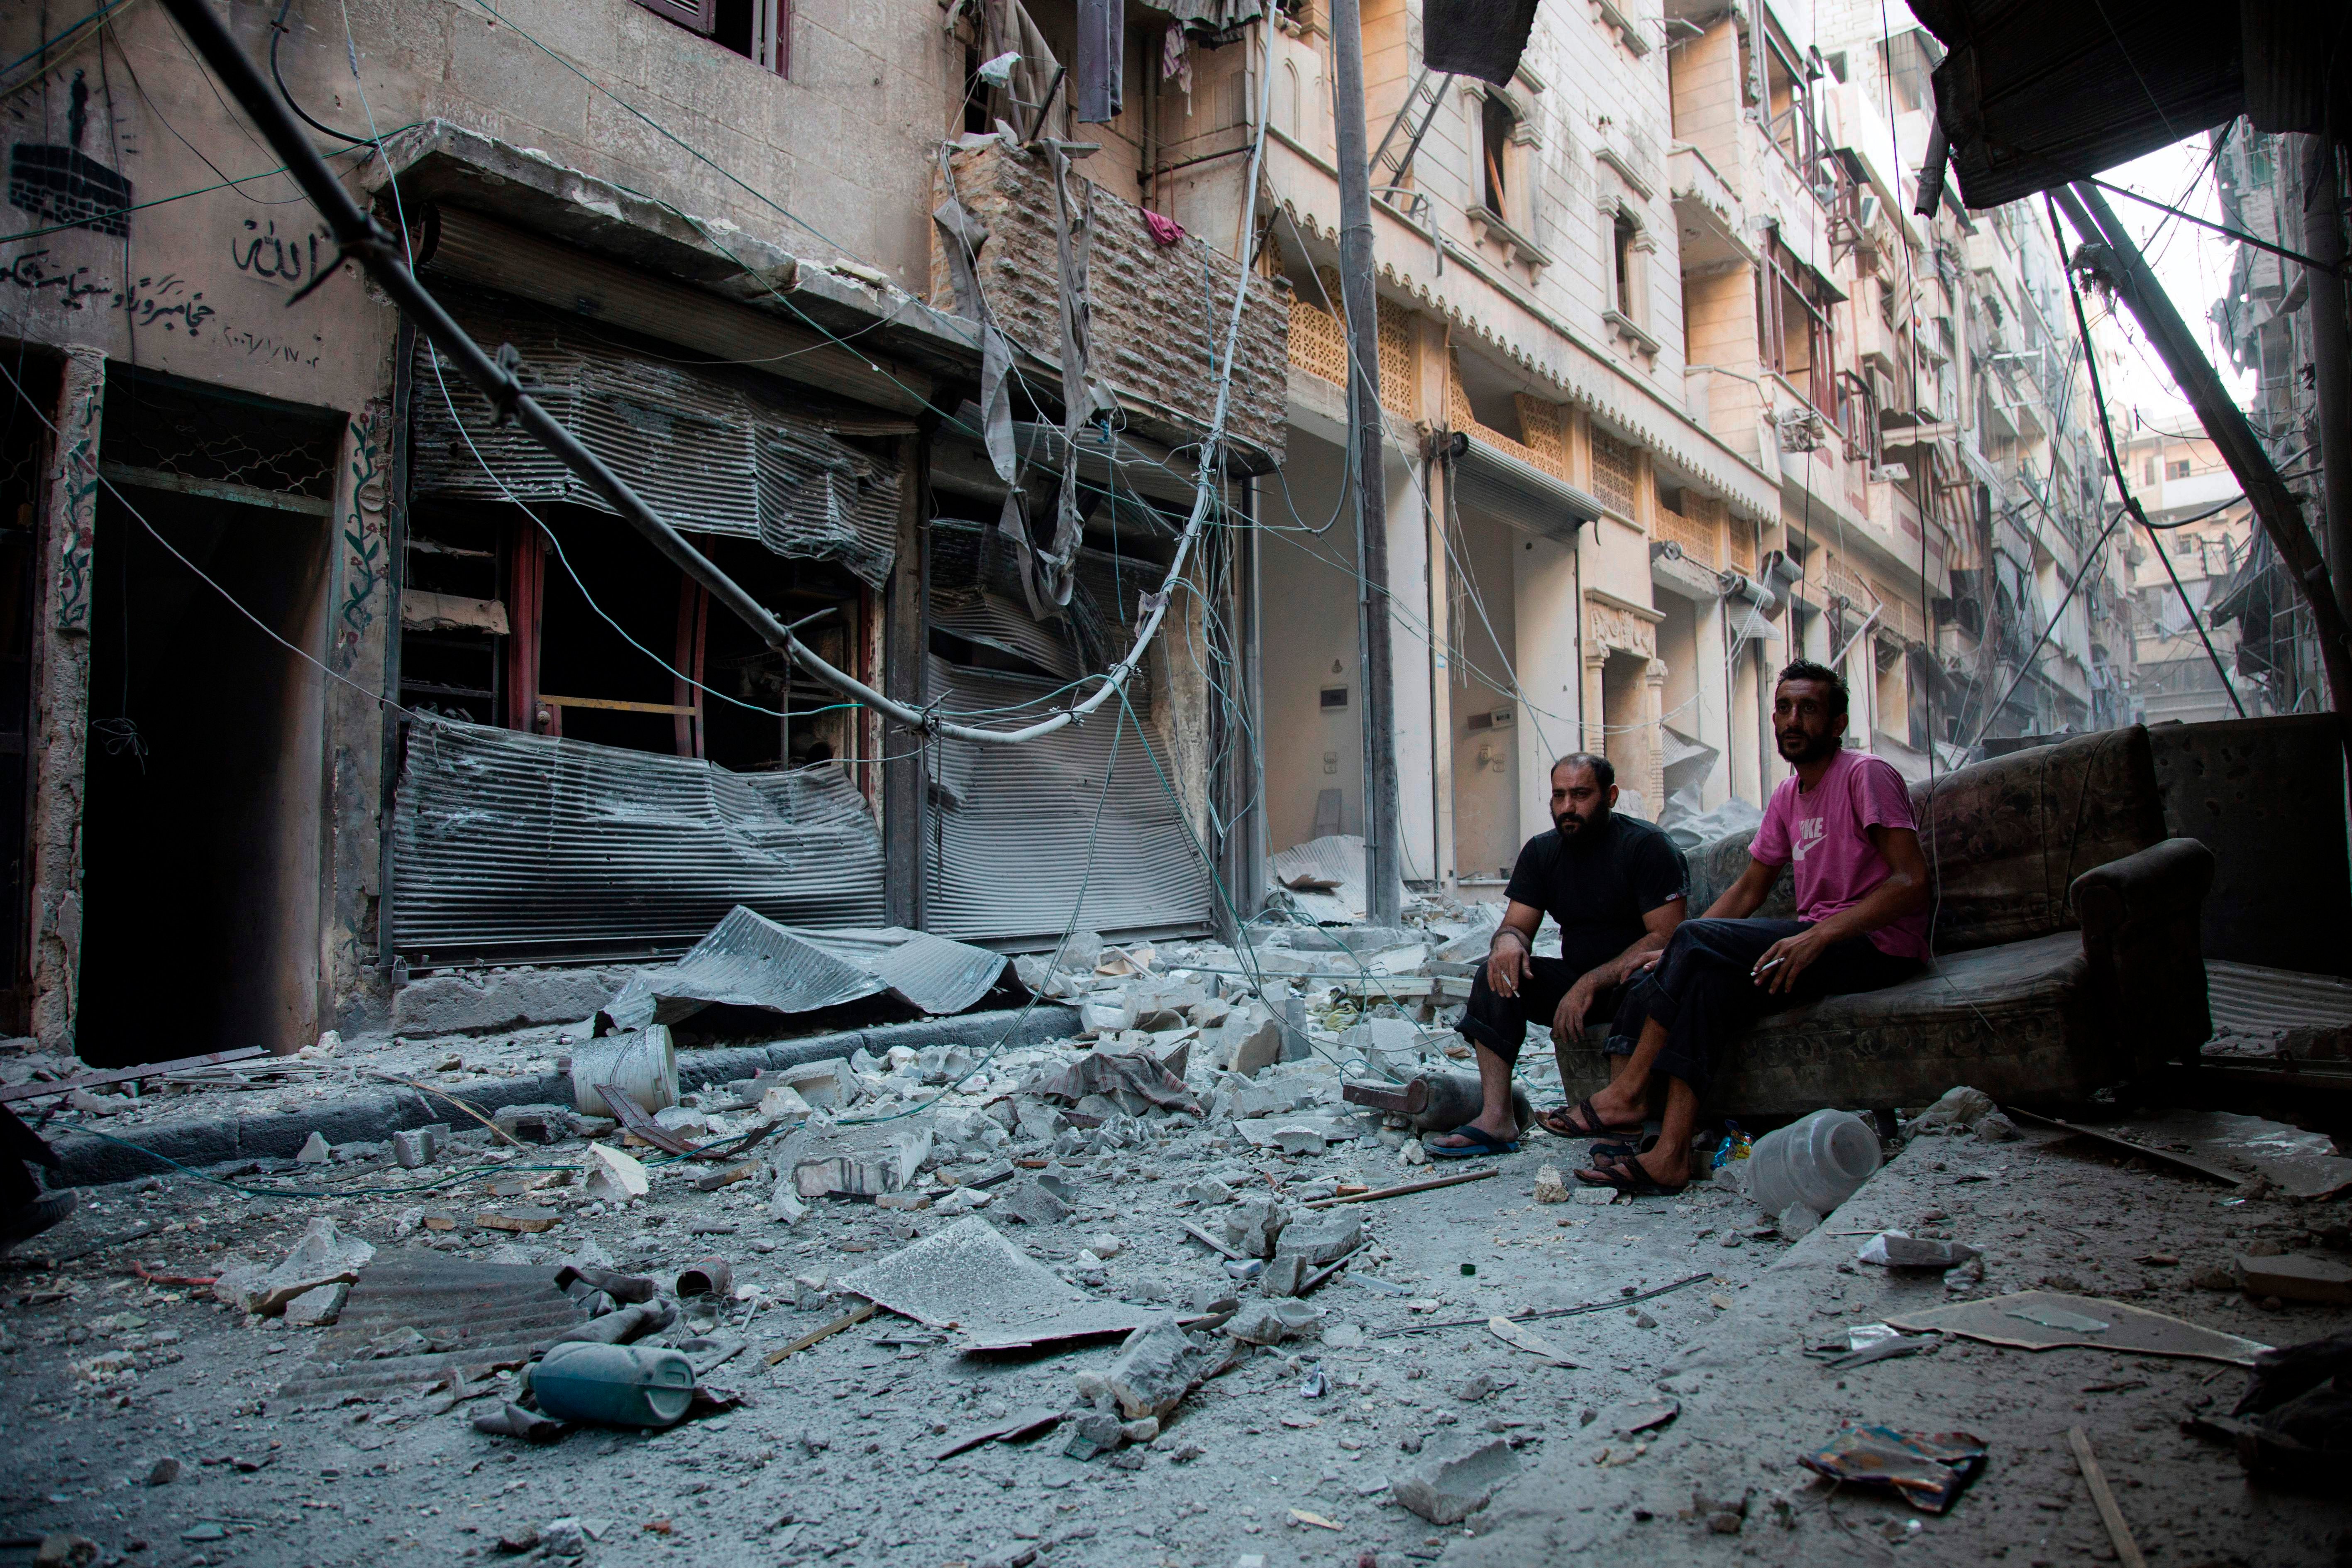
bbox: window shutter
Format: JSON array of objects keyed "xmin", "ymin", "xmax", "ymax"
[{"xmin": 631, "ymin": 0, "xmax": 716, "ymax": 34}]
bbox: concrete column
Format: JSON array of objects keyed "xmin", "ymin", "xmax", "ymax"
[
  {"xmin": 1641, "ymin": 661, "xmax": 1668, "ymax": 809},
  {"xmin": 1424, "ymin": 442, "xmax": 1456, "ymax": 893},
  {"xmin": 1694, "ymin": 594, "xmax": 1731, "ymax": 808},
  {"xmin": 1510, "ymin": 532, "xmax": 1580, "ymax": 827},
  {"xmin": 1581, "ymin": 648, "xmax": 1608, "ymax": 757},
  {"xmin": 29, "ymin": 347, "xmax": 103, "ymax": 1055},
  {"xmin": 1385, "ymin": 445, "xmax": 1438, "ymax": 885}
]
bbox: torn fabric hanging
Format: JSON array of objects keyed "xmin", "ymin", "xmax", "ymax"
[
  {"xmin": 1421, "ymin": 0, "xmax": 1542, "ymax": 85},
  {"xmin": 1073, "ymin": 0, "xmax": 1124, "ymax": 123},
  {"xmin": 410, "ymin": 293, "xmax": 900, "ymax": 590},
  {"xmin": 933, "ymin": 159, "xmax": 1019, "ymax": 487},
  {"xmin": 388, "ymin": 722, "xmax": 885, "ymax": 965}
]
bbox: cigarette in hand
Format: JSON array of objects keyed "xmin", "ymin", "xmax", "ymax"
[{"xmin": 1751, "ymin": 956, "xmax": 1785, "ymax": 977}]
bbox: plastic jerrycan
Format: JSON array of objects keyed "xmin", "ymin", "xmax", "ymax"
[
  {"xmin": 530, "ymin": 1341, "xmax": 696, "ymax": 1428},
  {"xmin": 1744, "ymin": 1109, "xmax": 1882, "ymax": 1216}
]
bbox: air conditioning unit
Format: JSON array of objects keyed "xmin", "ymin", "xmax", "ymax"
[
  {"xmin": 1869, "ymin": 462, "xmax": 1912, "ymax": 483},
  {"xmin": 1857, "ymin": 191, "xmax": 1883, "ymax": 232}
]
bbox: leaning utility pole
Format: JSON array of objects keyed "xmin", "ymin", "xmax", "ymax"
[
  {"xmin": 1328, "ymin": 0, "xmax": 1402, "ymax": 925},
  {"xmin": 2054, "ymin": 182, "xmax": 2352, "ymax": 767}
]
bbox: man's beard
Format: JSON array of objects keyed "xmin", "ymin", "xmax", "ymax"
[
  {"xmin": 1555, "ymin": 804, "xmax": 1609, "ymax": 837},
  {"xmin": 1776, "ymin": 727, "xmax": 1838, "ymax": 765}
]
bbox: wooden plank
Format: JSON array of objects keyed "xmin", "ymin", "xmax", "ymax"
[
  {"xmin": 764, "ymin": 1299, "xmax": 876, "ymax": 1365},
  {"xmin": 2068, "ymin": 1426, "xmax": 2148, "ymax": 1568},
  {"xmin": 0, "ymin": 1047, "xmax": 266, "ymax": 1104},
  {"xmin": 538, "ymin": 693, "xmax": 701, "ymax": 716},
  {"xmin": 1303, "ymin": 1169, "xmax": 1495, "ymax": 1208}
]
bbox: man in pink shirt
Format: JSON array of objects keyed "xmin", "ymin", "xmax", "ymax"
[{"xmin": 1563, "ymin": 661, "xmax": 1930, "ymax": 1197}]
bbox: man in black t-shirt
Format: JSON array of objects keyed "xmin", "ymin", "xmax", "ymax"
[{"xmin": 1427, "ymin": 753, "xmax": 1688, "ymax": 1157}]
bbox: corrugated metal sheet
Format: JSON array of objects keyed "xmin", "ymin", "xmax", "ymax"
[
  {"xmin": 1453, "ymin": 440, "xmax": 1603, "ymax": 544},
  {"xmin": 2207, "ymin": 962, "xmax": 2352, "ymax": 1035},
  {"xmin": 276, "ymin": 1249, "xmax": 581, "ymax": 1400},
  {"xmin": 923, "ymin": 652, "xmax": 1211, "ymax": 945},
  {"xmin": 411, "ymin": 292, "xmax": 899, "ymax": 589},
  {"xmin": 1269, "ymin": 833, "xmax": 1400, "ymax": 924},
  {"xmin": 390, "ymin": 720, "xmax": 885, "ymax": 965},
  {"xmin": 603, "ymin": 905, "xmax": 1008, "ymax": 1028}
]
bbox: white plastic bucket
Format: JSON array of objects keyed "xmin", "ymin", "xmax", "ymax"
[
  {"xmin": 1744, "ymin": 1108, "xmax": 1883, "ymax": 1216},
  {"xmin": 570, "ymin": 1025, "xmax": 678, "ymax": 1117}
]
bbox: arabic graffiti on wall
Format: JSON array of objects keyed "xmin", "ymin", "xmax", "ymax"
[
  {"xmin": 335, "ymin": 405, "xmax": 389, "ymax": 671},
  {"xmin": 53, "ymin": 369, "xmax": 100, "ymax": 634},
  {"xmin": 230, "ymin": 217, "xmax": 332, "ymax": 291},
  {"xmin": 0, "ymin": 249, "xmax": 214, "ymax": 335}
]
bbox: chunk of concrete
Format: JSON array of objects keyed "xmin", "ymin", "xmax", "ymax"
[
  {"xmin": 1222, "ymin": 1195, "xmax": 1289, "ymax": 1258},
  {"xmin": 1224, "ymin": 1297, "xmax": 1323, "ymax": 1344},
  {"xmin": 1273, "ymin": 1210, "xmax": 1361, "ymax": 1266},
  {"xmin": 776, "ymin": 1058, "xmax": 852, "ymax": 1110},
  {"xmin": 1532, "ymin": 1166, "xmax": 1570, "ymax": 1204},
  {"xmin": 999, "ymin": 1178, "xmax": 1072, "ymax": 1226},
  {"xmin": 2237, "ymin": 1252, "xmax": 2352, "ymax": 1304},
  {"xmin": 1104, "ymin": 1314, "xmax": 1207, "ymax": 1420},
  {"xmin": 1228, "ymin": 1018, "xmax": 1284, "ymax": 1080},
  {"xmin": 584, "ymin": 1143, "xmax": 650, "ymax": 1204},
  {"xmin": 1390, "ymin": 1437, "xmax": 1522, "ymax": 1524},
  {"xmin": 1270, "ymin": 1124, "xmax": 1327, "ymax": 1156},
  {"xmin": 232, "ymin": 1220, "xmax": 375, "ymax": 1316},
  {"xmin": 295, "ymin": 1133, "xmax": 331, "ymax": 1165},
  {"xmin": 283, "ymin": 1282, "xmax": 349, "ymax": 1328},
  {"xmin": 391, "ymin": 1126, "xmax": 447, "ymax": 1169}
]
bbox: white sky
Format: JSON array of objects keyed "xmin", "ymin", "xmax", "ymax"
[{"xmin": 2076, "ymin": 133, "xmax": 2259, "ymax": 439}]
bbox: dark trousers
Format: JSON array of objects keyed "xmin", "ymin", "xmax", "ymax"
[
  {"xmin": 1604, "ymin": 917, "xmax": 1922, "ymax": 1094},
  {"xmin": 1457, "ymin": 956, "xmax": 1629, "ymax": 1067}
]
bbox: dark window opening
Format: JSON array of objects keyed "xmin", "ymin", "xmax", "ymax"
[
  {"xmin": 1320, "ymin": 685, "xmax": 1349, "ymax": 710},
  {"xmin": 1480, "ymin": 93, "xmax": 1516, "ymax": 217},
  {"xmin": 629, "ymin": 0, "xmax": 789, "ymax": 76},
  {"xmin": 2167, "ymin": 459, "xmax": 2192, "ymax": 479},
  {"xmin": 1759, "ymin": 236, "xmax": 1837, "ymax": 418},
  {"xmin": 1613, "ymin": 210, "xmax": 1639, "ymax": 315}
]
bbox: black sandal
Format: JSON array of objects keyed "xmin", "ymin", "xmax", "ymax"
[
  {"xmin": 1536, "ymin": 1096, "xmax": 1642, "ymax": 1140},
  {"xmin": 1573, "ymin": 1149, "xmax": 1690, "ymax": 1197}
]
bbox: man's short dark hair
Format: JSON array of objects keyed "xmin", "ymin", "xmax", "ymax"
[
  {"xmin": 1551, "ymin": 752, "xmax": 1614, "ymax": 789},
  {"xmin": 1775, "ymin": 659, "xmax": 1849, "ymax": 716}
]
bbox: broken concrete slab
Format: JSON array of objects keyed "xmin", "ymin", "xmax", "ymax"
[
  {"xmin": 1103, "ymin": 1314, "xmax": 1210, "ymax": 1420},
  {"xmin": 283, "ymin": 1282, "xmax": 349, "ymax": 1328},
  {"xmin": 1224, "ymin": 1297, "xmax": 1322, "ymax": 1345},
  {"xmin": 833, "ymin": 1217, "xmax": 1152, "ymax": 1351},
  {"xmin": 584, "ymin": 1143, "xmax": 650, "ymax": 1204},
  {"xmin": 219, "ymin": 1220, "xmax": 376, "ymax": 1317},
  {"xmin": 2235, "ymin": 1253, "xmax": 2352, "ymax": 1305},
  {"xmin": 1884, "ymin": 1290, "xmax": 2271, "ymax": 1365},
  {"xmin": 998, "ymin": 1178, "xmax": 1072, "ymax": 1226},
  {"xmin": 1390, "ymin": 1437, "xmax": 1521, "ymax": 1524}
]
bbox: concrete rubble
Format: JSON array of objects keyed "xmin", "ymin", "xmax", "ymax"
[{"xmin": 1, "ymin": 915, "xmax": 2347, "ymax": 1565}]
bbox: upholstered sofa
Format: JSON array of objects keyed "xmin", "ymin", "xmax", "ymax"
[{"xmin": 1551, "ymin": 726, "xmax": 2215, "ymax": 1116}]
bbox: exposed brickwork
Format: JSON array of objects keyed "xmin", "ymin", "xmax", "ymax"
[{"xmin": 931, "ymin": 142, "xmax": 1290, "ymax": 464}]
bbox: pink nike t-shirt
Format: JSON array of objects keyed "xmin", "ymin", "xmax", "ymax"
[{"xmin": 1749, "ymin": 747, "xmax": 1930, "ymax": 960}]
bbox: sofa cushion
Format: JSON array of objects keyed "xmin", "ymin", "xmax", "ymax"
[
  {"xmin": 1680, "ymin": 727, "xmax": 2166, "ymax": 956},
  {"xmin": 1551, "ymin": 931, "xmax": 2124, "ymax": 1117}
]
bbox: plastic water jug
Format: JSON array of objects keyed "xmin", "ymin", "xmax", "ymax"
[
  {"xmin": 529, "ymin": 1341, "xmax": 695, "ymax": 1428},
  {"xmin": 1743, "ymin": 1109, "xmax": 1882, "ymax": 1216}
]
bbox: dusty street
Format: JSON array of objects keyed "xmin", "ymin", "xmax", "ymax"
[{"xmin": 2, "ymin": 1042, "xmax": 2346, "ymax": 1568}]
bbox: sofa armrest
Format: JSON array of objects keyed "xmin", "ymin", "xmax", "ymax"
[{"xmin": 2070, "ymin": 837, "xmax": 2216, "ymax": 1078}]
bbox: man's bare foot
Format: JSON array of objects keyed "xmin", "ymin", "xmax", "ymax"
[
  {"xmin": 1573, "ymin": 1144, "xmax": 1689, "ymax": 1194},
  {"xmin": 1536, "ymin": 1093, "xmax": 1642, "ymax": 1138},
  {"xmin": 1427, "ymin": 1115, "xmax": 1521, "ymax": 1150}
]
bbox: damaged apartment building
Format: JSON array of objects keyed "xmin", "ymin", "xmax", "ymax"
[{"xmin": 0, "ymin": 0, "xmax": 2127, "ymax": 1066}]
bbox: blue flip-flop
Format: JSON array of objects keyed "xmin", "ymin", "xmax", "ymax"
[{"xmin": 1422, "ymin": 1125, "xmax": 1521, "ymax": 1159}]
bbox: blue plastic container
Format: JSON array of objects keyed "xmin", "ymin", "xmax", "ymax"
[{"xmin": 530, "ymin": 1342, "xmax": 695, "ymax": 1428}]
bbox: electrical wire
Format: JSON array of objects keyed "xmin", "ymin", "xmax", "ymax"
[{"xmin": 271, "ymin": 0, "xmax": 372, "ymax": 147}]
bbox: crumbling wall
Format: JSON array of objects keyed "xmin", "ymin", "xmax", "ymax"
[{"xmin": 930, "ymin": 140, "xmax": 1291, "ymax": 464}]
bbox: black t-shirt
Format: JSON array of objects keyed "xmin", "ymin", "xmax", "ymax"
[{"xmin": 1502, "ymin": 813, "xmax": 1688, "ymax": 977}]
